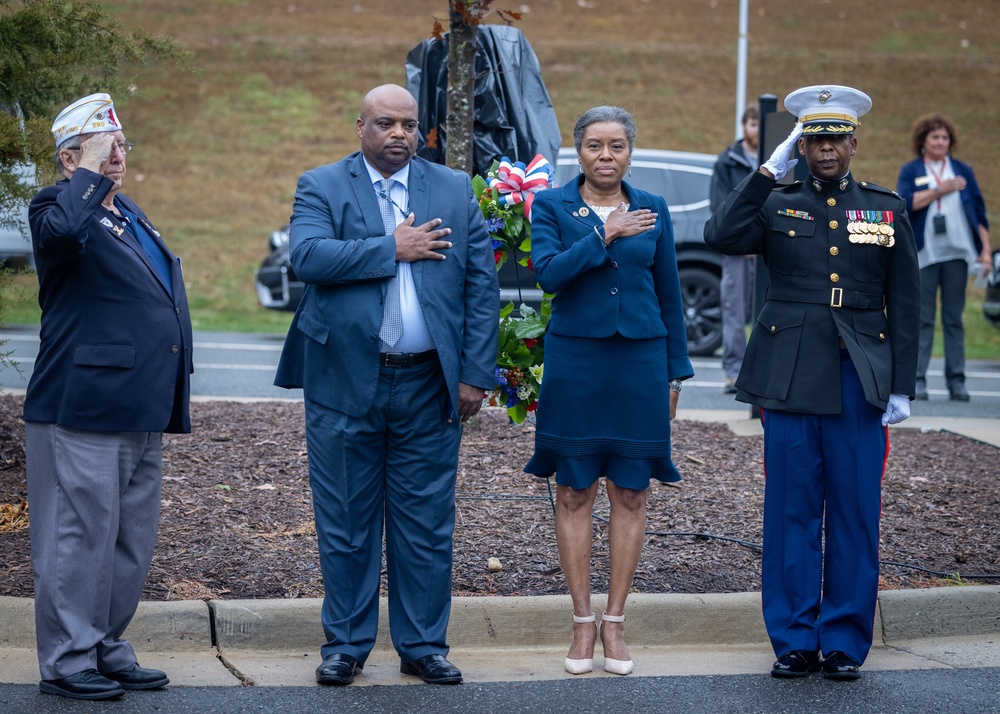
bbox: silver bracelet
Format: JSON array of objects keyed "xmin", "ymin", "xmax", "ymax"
[{"xmin": 669, "ymin": 379, "xmax": 683, "ymax": 393}]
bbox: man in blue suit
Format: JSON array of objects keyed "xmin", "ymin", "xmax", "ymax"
[
  {"xmin": 274, "ymin": 84, "xmax": 499, "ymax": 686},
  {"xmin": 25, "ymin": 93, "xmax": 193, "ymax": 700}
]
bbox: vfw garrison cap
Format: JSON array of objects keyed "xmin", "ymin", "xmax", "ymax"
[
  {"xmin": 784, "ymin": 85, "xmax": 871, "ymax": 135},
  {"xmin": 51, "ymin": 93, "xmax": 122, "ymax": 147}
]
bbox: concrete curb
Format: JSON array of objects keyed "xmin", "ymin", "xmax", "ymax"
[{"xmin": 4, "ymin": 587, "xmax": 999, "ymax": 652}]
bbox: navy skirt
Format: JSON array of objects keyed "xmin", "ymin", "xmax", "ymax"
[{"xmin": 524, "ymin": 333, "xmax": 681, "ymax": 490}]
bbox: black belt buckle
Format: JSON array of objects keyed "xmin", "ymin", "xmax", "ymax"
[
  {"xmin": 380, "ymin": 350, "xmax": 435, "ymax": 368},
  {"xmin": 830, "ymin": 287, "xmax": 843, "ymax": 308}
]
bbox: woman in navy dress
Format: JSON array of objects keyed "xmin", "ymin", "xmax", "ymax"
[{"xmin": 525, "ymin": 106, "xmax": 693, "ymax": 675}]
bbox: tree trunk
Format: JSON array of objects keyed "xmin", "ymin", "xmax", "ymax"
[{"xmin": 445, "ymin": 2, "xmax": 477, "ymax": 175}]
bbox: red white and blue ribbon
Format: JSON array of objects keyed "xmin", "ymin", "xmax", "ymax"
[{"xmin": 488, "ymin": 154, "xmax": 553, "ymax": 219}]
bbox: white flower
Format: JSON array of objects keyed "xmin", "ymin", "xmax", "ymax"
[{"xmin": 529, "ymin": 364, "xmax": 544, "ymax": 383}]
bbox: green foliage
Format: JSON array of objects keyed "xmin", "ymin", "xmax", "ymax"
[{"xmin": 0, "ymin": 0, "xmax": 193, "ymax": 220}]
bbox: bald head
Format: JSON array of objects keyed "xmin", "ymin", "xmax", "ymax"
[{"xmin": 357, "ymin": 84, "xmax": 420, "ymax": 178}]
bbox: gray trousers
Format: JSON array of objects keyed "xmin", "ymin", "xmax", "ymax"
[
  {"xmin": 917, "ymin": 259, "xmax": 967, "ymax": 388},
  {"xmin": 721, "ymin": 254, "xmax": 754, "ymax": 379},
  {"xmin": 24, "ymin": 423, "xmax": 162, "ymax": 680}
]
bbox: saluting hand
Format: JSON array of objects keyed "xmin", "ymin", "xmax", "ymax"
[{"xmin": 394, "ymin": 213, "xmax": 453, "ymax": 262}]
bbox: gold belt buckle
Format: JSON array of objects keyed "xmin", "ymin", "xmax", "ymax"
[{"xmin": 830, "ymin": 287, "xmax": 843, "ymax": 308}]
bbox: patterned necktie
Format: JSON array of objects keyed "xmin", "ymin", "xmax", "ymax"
[{"xmin": 377, "ymin": 178, "xmax": 403, "ymax": 347}]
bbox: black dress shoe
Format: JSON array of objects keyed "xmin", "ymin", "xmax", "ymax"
[
  {"xmin": 400, "ymin": 654, "xmax": 463, "ymax": 684},
  {"xmin": 770, "ymin": 650, "xmax": 820, "ymax": 678},
  {"xmin": 103, "ymin": 662, "xmax": 169, "ymax": 690},
  {"xmin": 316, "ymin": 653, "xmax": 361, "ymax": 685},
  {"xmin": 949, "ymin": 384, "xmax": 970, "ymax": 402},
  {"xmin": 822, "ymin": 651, "xmax": 861, "ymax": 680},
  {"xmin": 39, "ymin": 669, "xmax": 125, "ymax": 700},
  {"xmin": 914, "ymin": 385, "xmax": 928, "ymax": 400}
]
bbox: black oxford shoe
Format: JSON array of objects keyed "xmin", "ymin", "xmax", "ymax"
[
  {"xmin": 103, "ymin": 663, "xmax": 169, "ymax": 690},
  {"xmin": 400, "ymin": 654, "xmax": 463, "ymax": 684},
  {"xmin": 949, "ymin": 384, "xmax": 970, "ymax": 402},
  {"xmin": 770, "ymin": 650, "xmax": 820, "ymax": 678},
  {"xmin": 822, "ymin": 651, "xmax": 862, "ymax": 681},
  {"xmin": 316, "ymin": 653, "xmax": 361, "ymax": 685},
  {"xmin": 39, "ymin": 669, "xmax": 125, "ymax": 700}
]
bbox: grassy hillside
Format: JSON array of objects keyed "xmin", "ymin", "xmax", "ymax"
[{"xmin": 5, "ymin": 0, "xmax": 999, "ymax": 349}]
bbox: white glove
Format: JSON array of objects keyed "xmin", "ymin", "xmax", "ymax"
[
  {"xmin": 881, "ymin": 393, "xmax": 910, "ymax": 426},
  {"xmin": 762, "ymin": 123, "xmax": 803, "ymax": 181}
]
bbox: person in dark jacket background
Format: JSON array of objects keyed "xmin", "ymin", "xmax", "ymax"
[
  {"xmin": 896, "ymin": 114, "xmax": 991, "ymax": 401},
  {"xmin": 25, "ymin": 93, "xmax": 193, "ymax": 700},
  {"xmin": 705, "ymin": 85, "xmax": 919, "ymax": 681},
  {"xmin": 709, "ymin": 106, "xmax": 759, "ymax": 393}
]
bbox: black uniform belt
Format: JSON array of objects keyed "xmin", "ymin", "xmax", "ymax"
[
  {"xmin": 767, "ymin": 286, "xmax": 885, "ymax": 310},
  {"xmin": 380, "ymin": 350, "xmax": 437, "ymax": 368}
]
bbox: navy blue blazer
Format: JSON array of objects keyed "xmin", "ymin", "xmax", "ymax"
[
  {"xmin": 25, "ymin": 169, "xmax": 193, "ymax": 433},
  {"xmin": 897, "ymin": 156, "xmax": 989, "ymax": 253},
  {"xmin": 530, "ymin": 175, "xmax": 694, "ymax": 381},
  {"xmin": 273, "ymin": 153, "xmax": 499, "ymax": 420}
]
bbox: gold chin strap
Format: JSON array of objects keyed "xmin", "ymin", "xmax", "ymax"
[{"xmin": 802, "ymin": 124, "xmax": 857, "ymax": 134}]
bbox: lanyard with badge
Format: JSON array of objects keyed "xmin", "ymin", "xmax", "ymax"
[{"xmin": 925, "ymin": 160, "xmax": 948, "ymax": 235}]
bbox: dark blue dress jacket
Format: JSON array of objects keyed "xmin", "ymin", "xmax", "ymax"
[{"xmin": 25, "ymin": 169, "xmax": 193, "ymax": 433}]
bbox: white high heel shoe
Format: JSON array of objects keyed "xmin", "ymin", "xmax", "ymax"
[
  {"xmin": 564, "ymin": 613, "xmax": 597, "ymax": 674},
  {"xmin": 600, "ymin": 612, "xmax": 634, "ymax": 675}
]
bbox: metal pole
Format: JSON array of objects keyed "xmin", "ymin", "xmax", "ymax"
[{"xmin": 735, "ymin": 0, "xmax": 749, "ymax": 138}]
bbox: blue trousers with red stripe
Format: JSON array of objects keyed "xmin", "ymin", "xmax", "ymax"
[{"xmin": 760, "ymin": 355, "xmax": 888, "ymax": 664}]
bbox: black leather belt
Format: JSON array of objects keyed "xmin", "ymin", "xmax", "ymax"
[
  {"xmin": 767, "ymin": 286, "xmax": 885, "ymax": 310},
  {"xmin": 380, "ymin": 350, "xmax": 437, "ymax": 368}
]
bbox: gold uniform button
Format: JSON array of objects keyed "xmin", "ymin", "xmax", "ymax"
[
  {"xmin": 879, "ymin": 332, "xmax": 885, "ymax": 340},
  {"xmin": 829, "ymin": 220, "xmax": 839, "ymax": 230},
  {"xmin": 830, "ymin": 246, "xmax": 839, "ymax": 256},
  {"xmin": 827, "ymin": 197, "xmax": 837, "ymax": 207},
  {"xmin": 830, "ymin": 273, "xmax": 840, "ymax": 283},
  {"xmin": 788, "ymin": 230, "xmax": 796, "ymax": 237},
  {"xmin": 770, "ymin": 325, "xmax": 776, "ymax": 333}
]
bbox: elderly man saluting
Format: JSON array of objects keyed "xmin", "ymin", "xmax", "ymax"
[
  {"xmin": 24, "ymin": 93, "xmax": 193, "ymax": 700},
  {"xmin": 275, "ymin": 84, "xmax": 499, "ymax": 687},
  {"xmin": 705, "ymin": 86, "xmax": 919, "ymax": 681}
]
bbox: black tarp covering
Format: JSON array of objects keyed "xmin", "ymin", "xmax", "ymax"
[{"xmin": 405, "ymin": 24, "xmax": 561, "ymax": 178}]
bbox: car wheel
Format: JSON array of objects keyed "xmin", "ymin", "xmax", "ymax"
[{"xmin": 679, "ymin": 266, "xmax": 722, "ymax": 356}]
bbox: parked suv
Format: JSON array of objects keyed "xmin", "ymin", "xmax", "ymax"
[{"xmin": 254, "ymin": 147, "xmax": 722, "ymax": 355}]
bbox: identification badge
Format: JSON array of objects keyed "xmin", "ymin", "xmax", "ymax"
[
  {"xmin": 933, "ymin": 214, "xmax": 947, "ymax": 235},
  {"xmin": 914, "ymin": 175, "xmax": 931, "ymax": 187}
]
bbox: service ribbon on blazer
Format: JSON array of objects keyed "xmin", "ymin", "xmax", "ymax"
[{"xmin": 846, "ymin": 210, "xmax": 895, "ymax": 247}]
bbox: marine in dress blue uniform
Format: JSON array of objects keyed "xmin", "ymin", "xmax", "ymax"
[{"xmin": 704, "ymin": 85, "xmax": 920, "ymax": 680}]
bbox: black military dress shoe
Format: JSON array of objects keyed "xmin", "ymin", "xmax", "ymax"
[
  {"xmin": 770, "ymin": 650, "xmax": 820, "ymax": 678},
  {"xmin": 822, "ymin": 651, "xmax": 862, "ymax": 680},
  {"xmin": 315, "ymin": 653, "xmax": 361, "ymax": 685},
  {"xmin": 949, "ymin": 384, "xmax": 970, "ymax": 402},
  {"xmin": 400, "ymin": 654, "xmax": 463, "ymax": 684},
  {"xmin": 39, "ymin": 669, "xmax": 125, "ymax": 700},
  {"xmin": 103, "ymin": 663, "xmax": 170, "ymax": 690}
]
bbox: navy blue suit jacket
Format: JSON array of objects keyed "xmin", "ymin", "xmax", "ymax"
[
  {"xmin": 274, "ymin": 153, "xmax": 499, "ymax": 420},
  {"xmin": 530, "ymin": 175, "xmax": 694, "ymax": 381},
  {"xmin": 25, "ymin": 169, "xmax": 193, "ymax": 433},
  {"xmin": 897, "ymin": 156, "xmax": 989, "ymax": 253}
]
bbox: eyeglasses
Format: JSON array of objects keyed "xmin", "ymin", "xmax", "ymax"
[{"xmin": 64, "ymin": 141, "xmax": 134, "ymax": 155}]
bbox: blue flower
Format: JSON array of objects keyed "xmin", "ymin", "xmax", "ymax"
[
  {"xmin": 490, "ymin": 237, "xmax": 504, "ymax": 250},
  {"xmin": 494, "ymin": 367, "xmax": 508, "ymax": 386},
  {"xmin": 486, "ymin": 216, "xmax": 506, "ymax": 233}
]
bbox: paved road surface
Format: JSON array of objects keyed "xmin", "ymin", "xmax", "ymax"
[
  {"xmin": 2, "ymin": 327, "xmax": 998, "ymax": 418},
  {"xmin": 2, "ymin": 667, "xmax": 1000, "ymax": 714}
]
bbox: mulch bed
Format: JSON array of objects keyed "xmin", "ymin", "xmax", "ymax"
[{"xmin": 1, "ymin": 395, "xmax": 998, "ymax": 600}]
